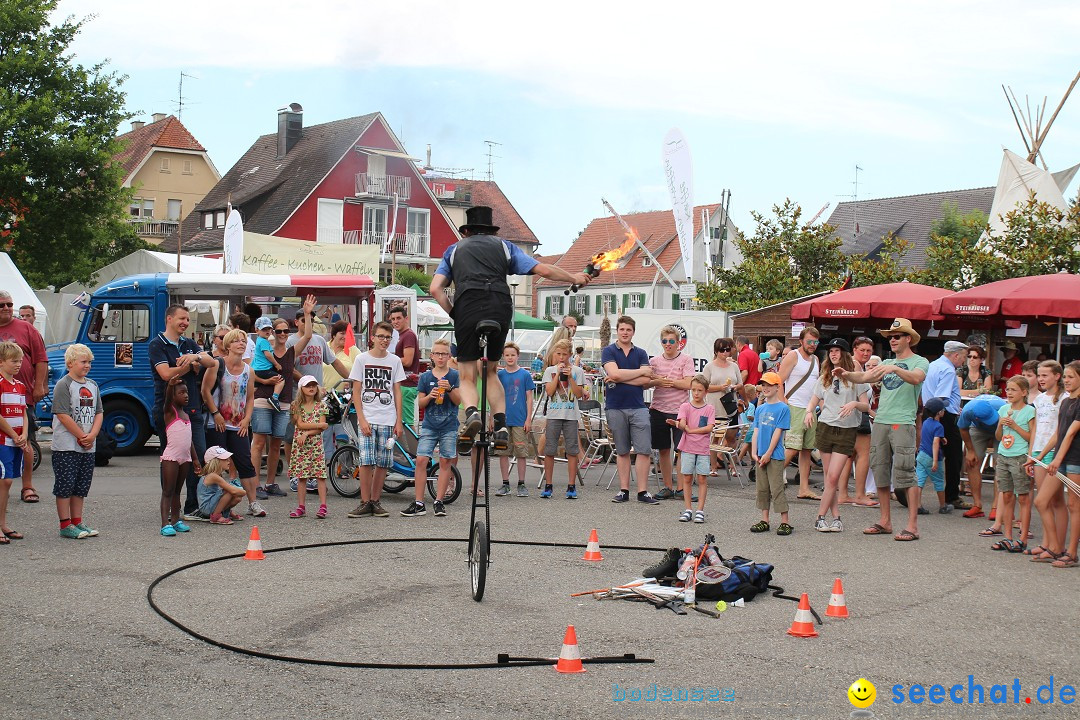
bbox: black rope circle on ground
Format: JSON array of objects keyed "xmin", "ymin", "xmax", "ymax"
[{"xmin": 147, "ymin": 536, "xmax": 663, "ymax": 670}]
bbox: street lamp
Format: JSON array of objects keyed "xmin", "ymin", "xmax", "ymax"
[{"xmin": 508, "ymin": 276, "xmax": 521, "ymax": 341}]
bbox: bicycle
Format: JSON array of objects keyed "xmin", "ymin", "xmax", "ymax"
[{"xmin": 324, "ymin": 385, "xmax": 461, "ymax": 503}]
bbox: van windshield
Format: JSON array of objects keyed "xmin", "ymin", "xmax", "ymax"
[{"xmin": 87, "ymin": 304, "xmax": 151, "ymax": 343}]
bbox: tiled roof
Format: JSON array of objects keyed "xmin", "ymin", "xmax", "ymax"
[
  {"xmin": 114, "ymin": 116, "xmax": 207, "ymax": 182},
  {"xmin": 825, "ymin": 187, "xmax": 995, "ymax": 268},
  {"xmin": 161, "ymin": 113, "xmax": 379, "ymax": 253},
  {"xmin": 535, "ymin": 205, "xmax": 719, "ymax": 287},
  {"xmin": 447, "ymin": 179, "xmax": 540, "ymax": 250}
]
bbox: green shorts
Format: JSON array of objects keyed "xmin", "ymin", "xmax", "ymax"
[
  {"xmin": 995, "ymin": 455, "xmax": 1032, "ymax": 495},
  {"xmin": 784, "ymin": 405, "xmax": 816, "ymax": 451}
]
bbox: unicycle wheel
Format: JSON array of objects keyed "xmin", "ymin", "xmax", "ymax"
[{"xmin": 469, "ymin": 520, "xmax": 488, "ymax": 601}]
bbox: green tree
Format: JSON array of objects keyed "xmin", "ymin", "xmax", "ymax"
[
  {"xmin": 697, "ymin": 200, "xmax": 846, "ymax": 312},
  {"xmin": 848, "ymin": 234, "xmax": 914, "ymax": 287},
  {"xmin": 389, "ymin": 266, "xmax": 434, "ymax": 292},
  {"xmin": 915, "ymin": 202, "xmax": 987, "ymax": 289},
  {"xmin": 0, "ymin": 1, "xmax": 147, "ymax": 288}
]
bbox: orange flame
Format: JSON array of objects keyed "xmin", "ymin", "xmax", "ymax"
[{"xmin": 591, "ymin": 227, "xmax": 639, "ymax": 272}]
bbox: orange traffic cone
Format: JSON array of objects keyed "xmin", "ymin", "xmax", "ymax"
[
  {"xmin": 786, "ymin": 593, "xmax": 818, "ymax": 637},
  {"xmin": 244, "ymin": 525, "xmax": 265, "ymax": 561},
  {"xmin": 825, "ymin": 578, "xmax": 849, "ymax": 618},
  {"xmin": 582, "ymin": 529, "xmax": 603, "ymax": 561},
  {"xmin": 554, "ymin": 625, "xmax": 586, "ymax": 673}
]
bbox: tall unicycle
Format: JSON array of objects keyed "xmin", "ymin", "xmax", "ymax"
[{"xmin": 465, "ymin": 320, "xmax": 501, "ymax": 601}]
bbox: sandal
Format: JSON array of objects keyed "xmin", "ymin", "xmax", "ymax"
[
  {"xmin": 289, "ymin": 505, "xmax": 306, "ymax": 518},
  {"xmin": 978, "ymin": 527, "xmax": 1003, "ymax": 537},
  {"xmin": 0, "ymin": 535, "xmax": 8, "ymax": 545},
  {"xmin": 316, "ymin": 504, "xmax": 328, "ymax": 519},
  {"xmin": 1008, "ymin": 541, "xmax": 1027, "ymax": 553},
  {"xmin": 1051, "ymin": 553, "xmax": 1078, "ymax": 569},
  {"xmin": 988, "ymin": 509, "xmax": 997, "ymax": 521},
  {"xmin": 1032, "ymin": 550, "xmax": 1063, "ymax": 563},
  {"xmin": 863, "ymin": 523, "xmax": 892, "ymax": 535},
  {"xmin": 797, "ymin": 493, "xmax": 822, "ymax": 501},
  {"xmin": 894, "ymin": 529, "xmax": 919, "ymax": 541},
  {"xmin": 2, "ymin": 528, "xmax": 23, "ymax": 540},
  {"xmin": 856, "ymin": 500, "xmax": 881, "ymax": 507},
  {"xmin": 750, "ymin": 520, "xmax": 770, "ymax": 533},
  {"xmin": 1022, "ymin": 544, "xmax": 1053, "ymax": 557},
  {"xmin": 20, "ymin": 487, "xmax": 39, "ymax": 503},
  {"xmin": 991, "ymin": 539, "xmax": 1016, "ymax": 551},
  {"xmin": 962, "ymin": 507, "xmax": 985, "ymax": 518}
]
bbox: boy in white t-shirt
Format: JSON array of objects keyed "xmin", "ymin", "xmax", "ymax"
[{"xmin": 346, "ymin": 321, "xmax": 405, "ymax": 519}]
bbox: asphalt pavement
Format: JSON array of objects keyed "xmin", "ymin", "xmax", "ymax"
[{"xmin": 3, "ymin": 447, "xmax": 1078, "ymax": 719}]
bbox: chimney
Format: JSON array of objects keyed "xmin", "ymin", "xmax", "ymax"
[
  {"xmin": 131, "ymin": 120, "xmax": 145, "ymax": 131},
  {"xmin": 151, "ymin": 112, "xmax": 167, "ymax": 123},
  {"xmin": 277, "ymin": 103, "xmax": 304, "ymax": 158}
]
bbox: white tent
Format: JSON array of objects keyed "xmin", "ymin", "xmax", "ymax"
[
  {"xmin": 60, "ymin": 250, "xmax": 224, "ymax": 295},
  {"xmin": 985, "ymin": 149, "xmax": 1078, "ymax": 238},
  {"xmin": 0, "ymin": 253, "xmax": 47, "ymax": 335}
]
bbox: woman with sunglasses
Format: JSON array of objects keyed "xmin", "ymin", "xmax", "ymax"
[
  {"xmin": 209, "ymin": 325, "xmax": 231, "ymax": 358},
  {"xmin": 703, "ymin": 337, "xmax": 742, "ymax": 476},
  {"xmin": 249, "ymin": 296, "xmax": 316, "ymax": 508},
  {"xmin": 806, "ymin": 338, "xmax": 870, "ymax": 532},
  {"xmin": 958, "ymin": 346, "xmax": 994, "ymax": 400}
]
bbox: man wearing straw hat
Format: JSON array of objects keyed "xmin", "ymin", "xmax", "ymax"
[{"xmin": 836, "ymin": 318, "xmax": 928, "ymax": 541}]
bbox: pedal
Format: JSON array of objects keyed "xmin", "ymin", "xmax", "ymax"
[
  {"xmin": 492, "ymin": 428, "xmax": 510, "ymax": 455},
  {"xmin": 458, "ymin": 435, "xmax": 474, "ymax": 454}
]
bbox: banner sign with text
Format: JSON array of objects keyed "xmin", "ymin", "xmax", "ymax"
[
  {"xmin": 243, "ymin": 232, "xmax": 379, "ymax": 278},
  {"xmin": 662, "ymin": 128, "xmax": 695, "ymax": 283}
]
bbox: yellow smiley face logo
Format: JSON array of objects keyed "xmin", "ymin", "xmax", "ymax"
[{"xmin": 848, "ymin": 678, "xmax": 876, "ymax": 709}]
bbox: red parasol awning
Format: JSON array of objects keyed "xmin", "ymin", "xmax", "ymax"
[
  {"xmin": 933, "ymin": 272, "xmax": 1080, "ymax": 320},
  {"xmin": 790, "ymin": 281, "xmax": 952, "ymax": 322}
]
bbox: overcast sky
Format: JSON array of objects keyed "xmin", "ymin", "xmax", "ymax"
[{"xmin": 57, "ymin": 0, "xmax": 1080, "ymax": 254}]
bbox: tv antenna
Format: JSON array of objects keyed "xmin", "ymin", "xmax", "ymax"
[
  {"xmin": 484, "ymin": 140, "xmax": 501, "ymax": 181},
  {"xmin": 176, "ymin": 71, "xmax": 198, "ymax": 120},
  {"xmin": 837, "ymin": 165, "xmax": 863, "ymax": 239}
]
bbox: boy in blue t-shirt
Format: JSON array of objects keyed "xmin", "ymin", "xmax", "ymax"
[
  {"xmin": 496, "ymin": 343, "xmax": 535, "ymax": 496},
  {"xmin": 251, "ymin": 317, "xmax": 285, "ymax": 411},
  {"xmin": 916, "ymin": 398, "xmax": 951, "ymax": 515},
  {"xmin": 751, "ymin": 372, "xmax": 792, "ymax": 535},
  {"xmin": 401, "ymin": 340, "xmax": 460, "ymax": 518}
]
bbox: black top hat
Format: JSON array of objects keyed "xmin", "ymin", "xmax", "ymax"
[{"xmin": 459, "ymin": 206, "xmax": 500, "ymax": 234}]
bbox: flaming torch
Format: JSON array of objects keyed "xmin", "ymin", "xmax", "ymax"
[{"xmin": 565, "ymin": 198, "xmax": 641, "ymax": 295}]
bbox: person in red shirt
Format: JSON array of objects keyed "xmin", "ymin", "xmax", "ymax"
[
  {"xmin": 389, "ymin": 306, "xmax": 420, "ymax": 428},
  {"xmin": 0, "ymin": 291, "xmax": 46, "ymax": 503},
  {"xmin": 997, "ymin": 341, "xmax": 1023, "ymax": 397},
  {"xmin": 736, "ymin": 336, "xmax": 762, "ymax": 386}
]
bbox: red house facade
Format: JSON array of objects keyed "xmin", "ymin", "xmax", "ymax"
[{"xmin": 168, "ymin": 104, "xmax": 460, "ymax": 278}]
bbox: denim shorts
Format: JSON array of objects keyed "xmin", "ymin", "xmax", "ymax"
[
  {"xmin": 915, "ymin": 450, "xmax": 945, "ymax": 492},
  {"xmin": 417, "ymin": 423, "xmax": 459, "ymax": 459},
  {"xmin": 680, "ymin": 452, "xmax": 710, "ymax": 476},
  {"xmin": 198, "ymin": 477, "xmax": 243, "ymax": 515},
  {"xmin": 1066, "ymin": 464, "xmax": 1080, "ymax": 475},
  {"xmin": 359, "ymin": 424, "xmax": 394, "ymax": 468},
  {"xmin": 251, "ymin": 407, "xmax": 290, "ymax": 439}
]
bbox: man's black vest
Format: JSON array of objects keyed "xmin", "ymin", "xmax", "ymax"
[{"xmin": 449, "ymin": 234, "xmax": 512, "ymax": 298}]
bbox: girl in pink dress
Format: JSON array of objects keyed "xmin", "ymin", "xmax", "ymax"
[{"xmin": 160, "ymin": 382, "xmax": 200, "ymax": 536}]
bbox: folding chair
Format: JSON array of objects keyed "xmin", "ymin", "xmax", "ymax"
[
  {"xmin": 577, "ymin": 400, "xmax": 613, "ymax": 484},
  {"xmin": 709, "ymin": 420, "xmax": 748, "ymax": 488}
]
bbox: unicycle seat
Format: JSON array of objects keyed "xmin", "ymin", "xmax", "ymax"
[{"xmin": 476, "ymin": 319, "xmax": 501, "ymax": 337}]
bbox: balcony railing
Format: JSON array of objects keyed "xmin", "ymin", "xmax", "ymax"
[
  {"xmin": 130, "ymin": 219, "xmax": 178, "ymax": 237},
  {"xmin": 354, "ymin": 173, "xmax": 411, "ymax": 201},
  {"xmin": 341, "ymin": 229, "xmax": 429, "ymax": 257}
]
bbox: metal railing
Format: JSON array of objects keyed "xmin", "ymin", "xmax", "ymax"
[
  {"xmin": 340, "ymin": 230, "xmax": 430, "ymax": 256},
  {"xmin": 354, "ymin": 173, "xmax": 411, "ymax": 200},
  {"xmin": 130, "ymin": 219, "xmax": 178, "ymax": 237}
]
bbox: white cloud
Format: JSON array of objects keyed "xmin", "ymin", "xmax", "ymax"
[{"xmin": 57, "ymin": 0, "xmax": 1080, "ymax": 141}]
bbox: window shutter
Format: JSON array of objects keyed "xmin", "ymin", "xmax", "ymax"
[
  {"xmin": 622, "ymin": 294, "xmax": 629, "ymax": 313},
  {"xmin": 545, "ymin": 296, "xmax": 551, "ymax": 317},
  {"xmin": 637, "ymin": 293, "xmax": 647, "ymax": 308},
  {"xmin": 595, "ymin": 295, "xmax": 602, "ymax": 314},
  {"xmin": 672, "ymin": 293, "xmax": 679, "ymax": 310}
]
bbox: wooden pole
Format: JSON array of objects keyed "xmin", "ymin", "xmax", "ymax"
[{"xmin": 1030, "ymin": 69, "xmax": 1080, "ymax": 161}]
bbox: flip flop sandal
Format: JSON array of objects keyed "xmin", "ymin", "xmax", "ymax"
[
  {"xmin": 797, "ymin": 493, "xmax": 822, "ymax": 501},
  {"xmin": 20, "ymin": 488, "xmax": 39, "ymax": 503},
  {"xmin": 1051, "ymin": 553, "xmax": 1078, "ymax": 569},
  {"xmin": 863, "ymin": 523, "xmax": 892, "ymax": 535},
  {"xmin": 978, "ymin": 527, "xmax": 1003, "ymax": 537},
  {"xmin": 856, "ymin": 500, "xmax": 881, "ymax": 507},
  {"xmin": 894, "ymin": 529, "xmax": 919, "ymax": 541},
  {"xmin": 2, "ymin": 529, "xmax": 23, "ymax": 540},
  {"xmin": 0, "ymin": 535, "xmax": 8, "ymax": 545}
]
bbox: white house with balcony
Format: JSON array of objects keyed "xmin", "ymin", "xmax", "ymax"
[{"xmin": 167, "ymin": 105, "xmax": 461, "ymax": 278}]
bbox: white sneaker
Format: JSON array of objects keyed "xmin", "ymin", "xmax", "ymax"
[
  {"xmin": 249, "ymin": 501, "xmax": 267, "ymax": 517},
  {"xmin": 830, "ymin": 518, "xmax": 844, "ymax": 533},
  {"xmin": 815, "ymin": 517, "xmax": 830, "ymax": 532},
  {"xmin": 693, "ymin": 510, "xmax": 705, "ymax": 524}
]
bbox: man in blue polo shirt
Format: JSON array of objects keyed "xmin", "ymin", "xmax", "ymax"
[
  {"xmin": 921, "ymin": 341, "xmax": 969, "ymax": 510},
  {"xmin": 601, "ymin": 315, "xmax": 658, "ymax": 504},
  {"xmin": 957, "ymin": 393, "xmax": 1006, "ymax": 519}
]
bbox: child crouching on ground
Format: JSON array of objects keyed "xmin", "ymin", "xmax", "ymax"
[
  {"xmin": 50, "ymin": 343, "xmax": 103, "ymax": 539},
  {"xmin": 669, "ymin": 375, "xmax": 715, "ymax": 523},
  {"xmin": 541, "ymin": 339, "xmax": 586, "ymax": 499},
  {"xmin": 197, "ymin": 446, "xmax": 246, "ymax": 524},
  {"xmin": 750, "ymin": 372, "xmax": 792, "ymax": 535}
]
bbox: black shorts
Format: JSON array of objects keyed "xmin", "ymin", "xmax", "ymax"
[
  {"xmin": 452, "ymin": 293, "xmax": 512, "ymax": 362},
  {"xmin": 649, "ymin": 408, "xmax": 682, "ymax": 451}
]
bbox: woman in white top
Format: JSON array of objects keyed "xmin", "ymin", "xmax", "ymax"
[
  {"xmin": 702, "ymin": 337, "xmax": 742, "ymax": 475},
  {"xmin": 201, "ymin": 329, "xmax": 257, "ymax": 514},
  {"xmin": 1027, "ymin": 360, "xmax": 1067, "ymax": 561}
]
